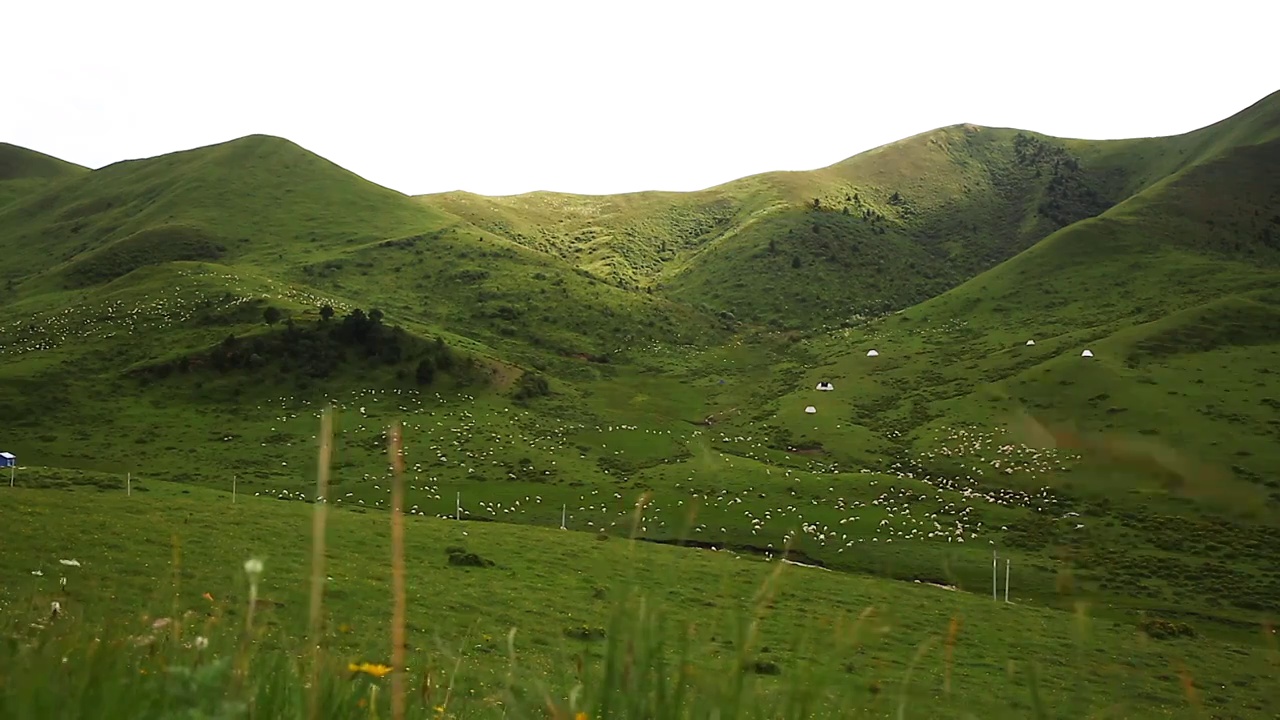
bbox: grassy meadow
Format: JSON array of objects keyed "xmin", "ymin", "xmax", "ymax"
[
  {"xmin": 3, "ymin": 469, "xmax": 1277, "ymax": 719},
  {"xmin": 1, "ymin": 91, "xmax": 1279, "ymax": 717}
]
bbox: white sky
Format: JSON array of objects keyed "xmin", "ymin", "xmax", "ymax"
[{"xmin": 5, "ymin": 0, "xmax": 1277, "ymax": 197}]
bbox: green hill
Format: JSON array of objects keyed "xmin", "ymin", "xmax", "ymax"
[
  {"xmin": 419, "ymin": 91, "xmax": 1280, "ymax": 331},
  {"xmin": 0, "ymin": 142, "xmax": 87, "ymax": 209},
  {"xmin": 3, "ymin": 90, "xmax": 1280, "ymax": 719},
  {"xmin": 773, "ymin": 125, "xmax": 1280, "ymax": 494},
  {"xmin": 0, "ymin": 142, "xmax": 86, "ymax": 182},
  {"xmin": 715, "ymin": 122, "xmax": 1280, "ymax": 634},
  {"xmin": 0, "ymin": 134, "xmax": 448, "ymax": 285},
  {"xmin": 0, "ymin": 134, "xmax": 723, "ymax": 357}
]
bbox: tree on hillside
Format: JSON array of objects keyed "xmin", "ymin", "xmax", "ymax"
[
  {"xmin": 415, "ymin": 358, "xmax": 435, "ymax": 385},
  {"xmin": 791, "ymin": 255, "xmax": 802, "ymax": 269},
  {"xmin": 320, "ymin": 305, "xmax": 334, "ymax": 322},
  {"xmin": 263, "ymin": 307, "xmax": 282, "ymax": 325},
  {"xmin": 434, "ymin": 339, "xmax": 456, "ymax": 371},
  {"xmin": 512, "ymin": 371, "xmax": 551, "ymax": 401},
  {"xmin": 340, "ymin": 309, "xmax": 371, "ymax": 341}
]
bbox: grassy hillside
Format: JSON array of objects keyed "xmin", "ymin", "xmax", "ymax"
[
  {"xmin": 419, "ymin": 92, "xmax": 1280, "ymax": 331},
  {"xmin": 1066, "ymin": 88, "xmax": 1280, "ymax": 200},
  {"xmin": 0, "ymin": 135, "xmax": 452, "ymax": 287},
  {"xmin": 3, "ymin": 91, "xmax": 1280, "ymax": 718},
  {"xmin": 0, "ymin": 134, "xmax": 724, "ymax": 357},
  {"xmin": 701, "ymin": 130, "xmax": 1280, "ymax": 638},
  {"xmin": 792, "ymin": 132, "xmax": 1280, "ymax": 495},
  {"xmin": 0, "ymin": 142, "xmax": 86, "ymax": 182},
  {"xmin": 3, "ymin": 477, "xmax": 1276, "ymax": 719},
  {"xmin": 0, "ymin": 142, "xmax": 87, "ymax": 210},
  {"xmin": 421, "ymin": 125, "xmax": 1125, "ymax": 328}
]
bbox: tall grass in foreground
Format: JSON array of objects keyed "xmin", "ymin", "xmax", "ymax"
[{"xmin": 0, "ymin": 409, "xmax": 1256, "ymax": 719}]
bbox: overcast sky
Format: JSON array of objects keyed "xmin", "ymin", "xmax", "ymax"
[{"xmin": 5, "ymin": 0, "xmax": 1277, "ymax": 197}]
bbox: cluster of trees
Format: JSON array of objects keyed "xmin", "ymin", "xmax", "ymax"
[
  {"xmin": 1010, "ymin": 133, "xmax": 1112, "ymax": 228},
  {"xmin": 137, "ymin": 303, "xmax": 572, "ymax": 404},
  {"xmin": 808, "ymin": 191, "xmax": 896, "ymax": 229},
  {"xmin": 157, "ymin": 305, "xmax": 463, "ymax": 383}
]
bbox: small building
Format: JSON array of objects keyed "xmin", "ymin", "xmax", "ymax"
[
  {"xmin": 816, "ymin": 381, "xmax": 834, "ymax": 391},
  {"xmin": 0, "ymin": 452, "xmax": 14, "ymax": 468}
]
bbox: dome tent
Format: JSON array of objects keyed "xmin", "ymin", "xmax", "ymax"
[
  {"xmin": 816, "ymin": 381, "xmax": 834, "ymax": 391},
  {"xmin": 866, "ymin": 349, "xmax": 879, "ymax": 357},
  {"xmin": 1081, "ymin": 349, "xmax": 1094, "ymax": 357},
  {"xmin": 804, "ymin": 406, "xmax": 817, "ymax": 414}
]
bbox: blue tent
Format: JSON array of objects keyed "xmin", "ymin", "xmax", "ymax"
[{"xmin": 0, "ymin": 452, "xmax": 14, "ymax": 468}]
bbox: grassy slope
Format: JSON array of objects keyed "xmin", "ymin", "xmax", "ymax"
[
  {"xmin": 421, "ymin": 126, "xmax": 1111, "ymax": 328},
  {"xmin": 0, "ymin": 142, "xmax": 88, "ymax": 211},
  {"xmin": 418, "ymin": 187, "xmax": 766, "ymax": 298},
  {"xmin": 0, "ymin": 142, "xmax": 87, "ymax": 182},
  {"xmin": 2, "ymin": 477, "xmax": 1275, "ymax": 719},
  {"xmin": 419, "ymin": 92, "xmax": 1280, "ymax": 331},
  {"xmin": 2, "ymin": 93, "xmax": 1280, "ymax": 718},
  {"xmin": 1066, "ymin": 89, "xmax": 1280, "ymax": 200},
  {"xmin": 0, "ymin": 134, "xmax": 453, "ymax": 287},
  {"xmin": 0, "ymin": 134, "xmax": 724, "ymax": 357},
  {"xmin": 727, "ymin": 131, "xmax": 1280, "ymax": 636}
]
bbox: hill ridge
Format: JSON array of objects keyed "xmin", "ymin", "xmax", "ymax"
[
  {"xmin": 0, "ymin": 142, "xmax": 90, "ymax": 210},
  {"xmin": 415, "ymin": 90, "xmax": 1279, "ymax": 201},
  {"xmin": 0, "ymin": 142, "xmax": 88, "ymax": 181},
  {"xmin": 8, "ymin": 91, "xmax": 1274, "ymax": 203}
]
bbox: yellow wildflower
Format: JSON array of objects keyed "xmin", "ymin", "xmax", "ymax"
[{"xmin": 348, "ymin": 661, "xmax": 394, "ymax": 678}]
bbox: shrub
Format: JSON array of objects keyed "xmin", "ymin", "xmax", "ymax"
[
  {"xmin": 445, "ymin": 547, "xmax": 494, "ymax": 568},
  {"xmin": 1137, "ymin": 617, "xmax": 1197, "ymax": 640}
]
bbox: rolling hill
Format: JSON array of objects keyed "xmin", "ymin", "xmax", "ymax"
[
  {"xmin": 417, "ymin": 90, "xmax": 1280, "ymax": 330},
  {"xmin": 2, "ymin": 89, "xmax": 1280, "ymax": 718},
  {"xmin": 0, "ymin": 134, "xmax": 724, "ymax": 359},
  {"xmin": 0, "ymin": 142, "xmax": 88, "ymax": 210}
]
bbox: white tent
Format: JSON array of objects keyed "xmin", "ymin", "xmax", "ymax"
[
  {"xmin": 866, "ymin": 349, "xmax": 879, "ymax": 357},
  {"xmin": 804, "ymin": 406, "xmax": 817, "ymax": 414},
  {"xmin": 1081, "ymin": 349, "xmax": 1094, "ymax": 358},
  {"xmin": 816, "ymin": 382, "xmax": 834, "ymax": 391},
  {"xmin": 1025, "ymin": 340, "xmax": 1036, "ymax": 346}
]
